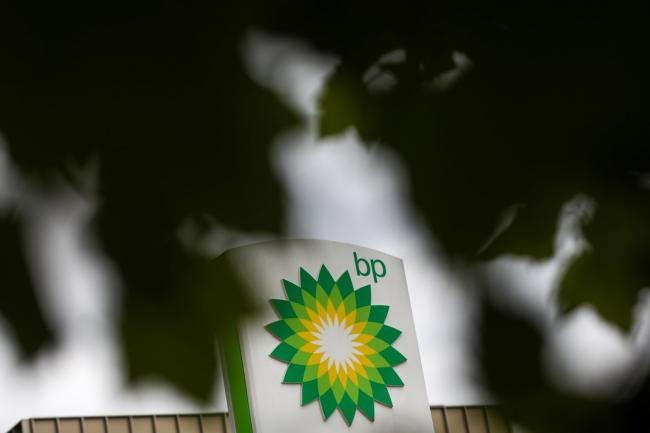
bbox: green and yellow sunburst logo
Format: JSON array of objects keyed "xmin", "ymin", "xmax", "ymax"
[{"xmin": 265, "ymin": 265, "xmax": 407, "ymax": 426}]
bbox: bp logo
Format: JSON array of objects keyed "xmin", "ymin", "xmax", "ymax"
[{"xmin": 265, "ymin": 265, "xmax": 406, "ymax": 426}]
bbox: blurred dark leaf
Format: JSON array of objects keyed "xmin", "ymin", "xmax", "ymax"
[
  {"xmin": 559, "ymin": 185, "xmax": 650, "ymax": 331},
  {"xmin": 123, "ymin": 253, "xmax": 254, "ymax": 402},
  {"xmin": 479, "ymin": 297, "xmax": 619, "ymax": 433},
  {"xmin": 320, "ymin": 53, "xmax": 568, "ymax": 259},
  {"xmin": 0, "ymin": 210, "xmax": 55, "ymax": 358},
  {"xmin": 0, "ymin": 0, "xmax": 298, "ymax": 400},
  {"xmin": 319, "ymin": 63, "xmax": 376, "ymax": 139},
  {"xmin": 620, "ymin": 372, "xmax": 650, "ymax": 432},
  {"xmin": 311, "ymin": 15, "xmax": 650, "ymax": 433},
  {"xmin": 1, "ymin": 0, "xmax": 650, "ymax": 418},
  {"xmin": 314, "ymin": 2, "xmax": 650, "ymax": 331}
]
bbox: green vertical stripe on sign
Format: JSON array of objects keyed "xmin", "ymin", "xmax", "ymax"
[{"xmin": 221, "ymin": 323, "xmax": 254, "ymax": 433}]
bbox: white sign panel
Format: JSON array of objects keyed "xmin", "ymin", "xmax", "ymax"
[{"xmin": 221, "ymin": 240, "xmax": 434, "ymax": 433}]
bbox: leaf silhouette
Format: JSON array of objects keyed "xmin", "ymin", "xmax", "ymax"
[
  {"xmin": 479, "ymin": 296, "xmax": 619, "ymax": 433},
  {"xmin": 0, "ymin": 0, "xmax": 298, "ymax": 400},
  {"xmin": 315, "ymin": 1, "xmax": 650, "ymax": 329},
  {"xmin": 0, "ymin": 210, "xmax": 55, "ymax": 358}
]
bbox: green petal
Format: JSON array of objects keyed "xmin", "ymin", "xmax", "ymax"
[
  {"xmin": 300, "ymin": 267, "xmax": 317, "ymax": 296},
  {"xmin": 343, "ymin": 292, "xmax": 357, "ymax": 314},
  {"xmin": 376, "ymin": 325, "xmax": 402, "ymax": 344},
  {"xmin": 355, "ymin": 285, "xmax": 371, "ymax": 307},
  {"xmin": 367, "ymin": 353, "xmax": 390, "ymax": 368},
  {"xmin": 358, "ymin": 391, "xmax": 375, "ymax": 421},
  {"xmin": 301, "ymin": 379, "xmax": 319, "ymax": 405},
  {"xmin": 336, "ymin": 271, "xmax": 354, "ymax": 297},
  {"xmin": 362, "ymin": 322, "xmax": 383, "ymax": 336},
  {"xmin": 290, "ymin": 350, "xmax": 311, "ymax": 366},
  {"xmin": 371, "ymin": 382, "xmax": 393, "ymax": 407},
  {"xmin": 366, "ymin": 366, "xmax": 384, "ymax": 383},
  {"xmin": 356, "ymin": 305, "xmax": 371, "ymax": 323},
  {"xmin": 265, "ymin": 320, "xmax": 294, "ymax": 340},
  {"xmin": 329, "ymin": 284, "xmax": 343, "ymax": 308},
  {"xmin": 345, "ymin": 380, "xmax": 359, "ymax": 403},
  {"xmin": 318, "ymin": 371, "xmax": 331, "ymax": 395},
  {"xmin": 283, "ymin": 279, "xmax": 303, "ymax": 303},
  {"xmin": 339, "ymin": 394, "xmax": 357, "ymax": 426},
  {"xmin": 367, "ymin": 337, "xmax": 389, "ymax": 353},
  {"xmin": 270, "ymin": 342, "xmax": 297, "ymax": 363},
  {"xmin": 283, "ymin": 363, "xmax": 305, "ymax": 383},
  {"xmin": 316, "ymin": 284, "xmax": 329, "ymax": 309},
  {"xmin": 304, "ymin": 364, "xmax": 319, "ymax": 381},
  {"xmin": 358, "ymin": 374, "xmax": 372, "ymax": 395},
  {"xmin": 318, "ymin": 265, "xmax": 336, "ymax": 293},
  {"xmin": 284, "ymin": 318, "xmax": 307, "ymax": 333},
  {"xmin": 320, "ymin": 390, "xmax": 337, "ymax": 419},
  {"xmin": 301, "ymin": 290, "xmax": 318, "ymax": 311},
  {"xmin": 378, "ymin": 367, "xmax": 404, "ymax": 386},
  {"xmin": 368, "ymin": 305, "xmax": 389, "ymax": 323},
  {"xmin": 271, "ymin": 299, "xmax": 297, "ymax": 319},
  {"xmin": 284, "ymin": 334, "xmax": 308, "ymax": 350},
  {"xmin": 290, "ymin": 302, "xmax": 309, "ymax": 320},
  {"xmin": 379, "ymin": 346, "xmax": 407, "ymax": 366},
  {"xmin": 331, "ymin": 378, "xmax": 345, "ymax": 403}
]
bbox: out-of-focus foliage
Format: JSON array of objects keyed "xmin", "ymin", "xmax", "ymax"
[
  {"xmin": 480, "ymin": 299, "xmax": 613, "ymax": 433},
  {"xmin": 0, "ymin": 211, "xmax": 55, "ymax": 357},
  {"xmin": 295, "ymin": 2, "xmax": 650, "ymax": 432},
  {"xmin": 0, "ymin": 0, "xmax": 298, "ymax": 401},
  {"xmin": 312, "ymin": 1, "xmax": 650, "ymax": 332},
  {"xmin": 480, "ymin": 295, "xmax": 650, "ymax": 433},
  {"xmin": 1, "ymin": 1, "xmax": 650, "ymax": 431}
]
